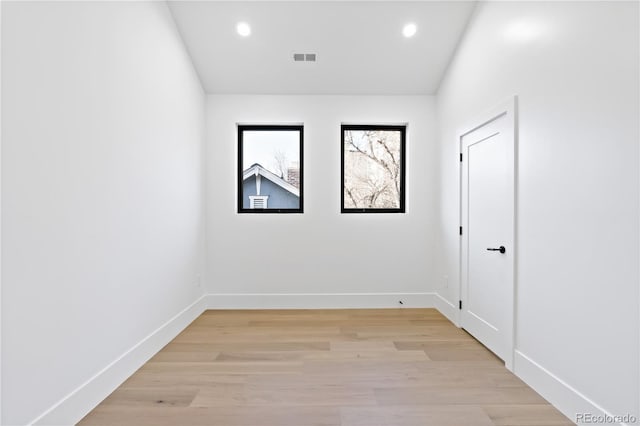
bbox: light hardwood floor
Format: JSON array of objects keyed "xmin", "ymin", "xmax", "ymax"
[{"xmin": 79, "ymin": 309, "xmax": 573, "ymax": 426}]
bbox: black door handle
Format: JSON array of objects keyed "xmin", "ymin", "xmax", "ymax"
[{"xmin": 487, "ymin": 246, "xmax": 506, "ymax": 254}]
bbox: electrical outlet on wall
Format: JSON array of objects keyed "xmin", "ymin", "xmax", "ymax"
[
  {"xmin": 195, "ymin": 274, "xmax": 202, "ymax": 288},
  {"xmin": 443, "ymin": 275, "xmax": 449, "ymax": 288}
]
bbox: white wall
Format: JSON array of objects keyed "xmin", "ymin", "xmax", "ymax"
[
  {"xmin": 0, "ymin": 2, "xmax": 3, "ymax": 421},
  {"xmin": 1, "ymin": 2, "xmax": 205, "ymax": 425},
  {"xmin": 206, "ymin": 95, "xmax": 437, "ymax": 307},
  {"xmin": 435, "ymin": 1, "xmax": 639, "ymax": 422}
]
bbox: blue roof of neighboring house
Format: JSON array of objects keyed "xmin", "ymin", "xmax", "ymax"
[{"xmin": 242, "ymin": 163, "xmax": 300, "ymax": 197}]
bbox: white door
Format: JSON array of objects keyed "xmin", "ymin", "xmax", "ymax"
[{"xmin": 460, "ymin": 99, "xmax": 516, "ymax": 369}]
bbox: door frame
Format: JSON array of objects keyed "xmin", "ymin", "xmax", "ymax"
[{"xmin": 458, "ymin": 96, "xmax": 518, "ymax": 371}]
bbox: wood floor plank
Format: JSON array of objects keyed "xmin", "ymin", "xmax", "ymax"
[
  {"xmin": 96, "ymin": 387, "xmax": 199, "ymax": 408},
  {"xmin": 330, "ymin": 340, "xmax": 398, "ymax": 351},
  {"xmin": 120, "ymin": 374, "xmax": 248, "ymax": 389},
  {"xmin": 215, "ymin": 350, "xmax": 430, "ymax": 362},
  {"xmin": 340, "ymin": 405, "xmax": 495, "ymax": 426},
  {"xmin": 482, "ymin": 404, "xmax": 576, "ymax": 425},
  {"xmin": 162, "ymin": 340, "xmax": 331, "ymax": 352},
  {"xmin": 374, "ymin": 386, "xmax": 548, "ymax": 406},
  {"xmin": 81, "ymin": 406, "xmax": 341, "ymax": 426},
  {"xmin": 78, "ymin": 309, "xmax": 571, "ymax": 426},
  {"xmin": 141, "ymin": 360, "xmax": 304, "ymax": 375},
  {"xmin": 190, "ymin": 383, "xmax": 377, "ymax": 407},
  {"xmin": 149, "ymin": 350, "xmax": 220, "ymax": 362},
  {"xmin": 395, "ymin": 340, "xmax": 503, "ymax": 362}
]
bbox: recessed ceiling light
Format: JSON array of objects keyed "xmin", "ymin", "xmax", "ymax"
[
  {"xmin": 402, "ymin": 23, "xmax": 417, "ymax": 38},
  {"xmin": 236, "ymin": 22, "xmax": 251, "ymax": 37}
]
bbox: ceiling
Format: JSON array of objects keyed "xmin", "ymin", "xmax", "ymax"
[{"xmin": 168, "ymin": 1, "xmax": 476, "ymax": 95}]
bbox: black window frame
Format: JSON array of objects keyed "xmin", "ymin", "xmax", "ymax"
[
  {"xmin": 237, "ymin": 124, "xmax": 304, "ymax": 214},
  {"xmin": 341, "ymin": 124, "xmax": 406, "ymax": 214}
]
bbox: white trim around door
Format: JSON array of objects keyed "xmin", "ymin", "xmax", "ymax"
[{"xmin": 458, "ymin": 96, "xmax": 517, "ymax": 371}]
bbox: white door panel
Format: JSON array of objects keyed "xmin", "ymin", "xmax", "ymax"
[{"xmin": 460, "ymin": 100, "xmax": 516, "ymax": 369}]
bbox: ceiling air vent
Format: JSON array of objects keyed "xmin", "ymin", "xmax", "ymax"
[{"xmin": 293, "ymin": 53, "xmax": 317, "ymax": 62}]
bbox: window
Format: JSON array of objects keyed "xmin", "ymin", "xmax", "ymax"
[
  {"xmin": 238, "ymin": 125, "xmax": 303, "ymax": 213},
  {"xmin": 341, "ymin": 124, "xmax": 406, "ymax": 213}
]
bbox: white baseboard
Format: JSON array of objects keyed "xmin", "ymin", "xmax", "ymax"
[
  {"xmin": 434, "ymin": 292, "xmax": 459, "ymax": 326},
  {"xmin": 204, "ymin": 292, "xmax": 437, "ymax": 309},
  {"xmin": 29, "ymin": 294, "xmax": 207, "ymax": 426},
  {"xmin": 514, "ymin": 350, "xmax": 633, "ymax": 426}
]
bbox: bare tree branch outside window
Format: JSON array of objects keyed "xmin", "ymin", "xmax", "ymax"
[
  {"xmin": 342, "ymin": 125, "xmax": 406, "ymax": 213},
  {"xmin": 272, "ymin": 149, "xmax": 288, "ymax": 179}
]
